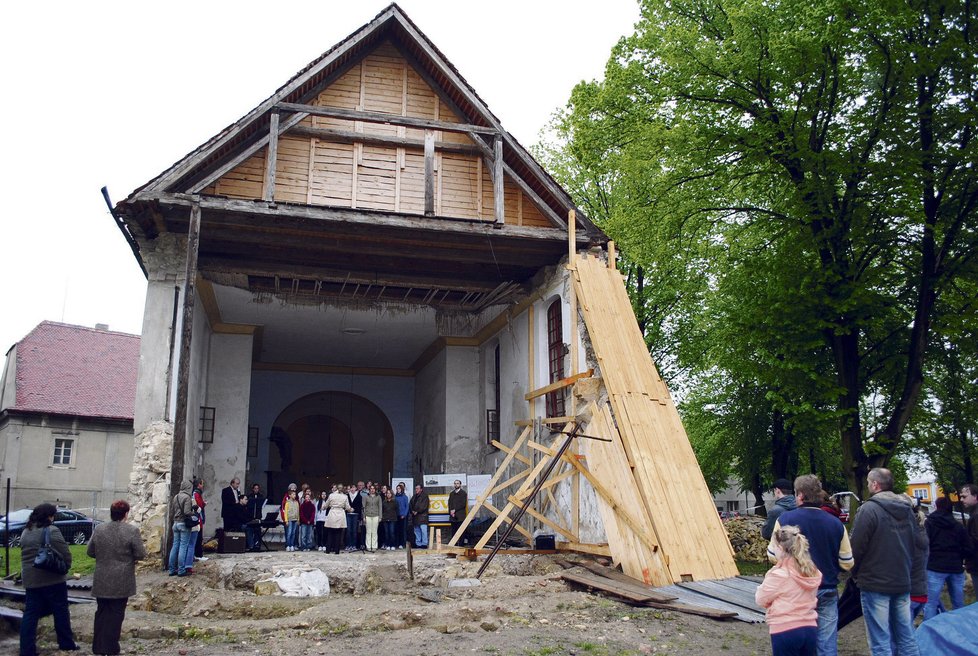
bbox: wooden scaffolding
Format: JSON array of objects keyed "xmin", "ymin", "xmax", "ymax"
[{"xmin": 449, "ymin": 247, "xmax": 738, "ymax": 585}]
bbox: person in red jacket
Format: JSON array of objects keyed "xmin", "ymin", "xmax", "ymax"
[{"xmin": 299, "ymin": 491, "xmax": 316, "ymax": 551}]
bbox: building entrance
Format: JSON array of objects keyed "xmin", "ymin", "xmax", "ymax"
[{"xmin": 266, "ymin": 391, "xmax": 394, "ymax": 497}]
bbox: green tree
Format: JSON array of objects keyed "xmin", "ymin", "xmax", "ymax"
[{"xmin": 545, "ymin": 0, "xmax": 978, "ymax": 498}]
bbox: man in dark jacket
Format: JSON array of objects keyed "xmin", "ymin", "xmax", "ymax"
[
  {"xmin": 961, "ymin": 483, "xmax": 978, "ymax": 591},
  {"xmin": 410, "ymin": 484, "xmax": 430, "ymax": 548},
  {"xmin": 448, "ymin": 479, "xmax": 467, "ymax": 544},
  {"xmin": 245, "ymin": 483, "xmax": 266, "ymax": 551},
  {"xmin": 221, "ymin": 477, "xmax": 241, "ymax": 532},
  {"xmin": 850, "ymin": 468, "xmax": 924, "ymax": 656},
  {"xmin": 761, "ymin": 478, "xmax": 796, "ymax": 540},
  {"xmin": 768, "ymin": 475, "xmax": 853, "ymax": 656},
  {"xmin": 923, "ymin": 495, "xmax": 970, "ymax": 619}
]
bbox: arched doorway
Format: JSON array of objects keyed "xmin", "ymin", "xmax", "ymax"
[{"xmin": 266, "ymin": 391, "xmax": 394, "ymax": 497}]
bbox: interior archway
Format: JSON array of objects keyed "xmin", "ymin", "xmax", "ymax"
[{"xmin": 266, "ymin": 391, "xmax": 394, "ymax": 498}]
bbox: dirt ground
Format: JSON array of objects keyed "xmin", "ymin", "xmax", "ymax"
[{"xmin": 1, "ymin": 550, "xmax": 871, "ymax": 656}]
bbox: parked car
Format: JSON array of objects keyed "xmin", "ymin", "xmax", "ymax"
[
  {"xmin": 718, "ymin": 510, "xmax": 741, "ymax": 520},
  {"xmin": 0, "ymin": 508, "xmax": 101, "ymax": 547}
]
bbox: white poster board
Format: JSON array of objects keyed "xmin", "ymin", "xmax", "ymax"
[
  {"xmin": 467, "ymin": 474, "xmax": 492, "ymax": 509},
  {"xmin": 392, "ymin": 477, "xmax": 413, "ymax": 494},
  {"xmin": 422, "ymin": 473, "xmax": 467, "ymax": 488}
]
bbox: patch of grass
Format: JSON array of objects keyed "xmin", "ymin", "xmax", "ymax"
[
  {"xmin": 0, "ymin": 545, "xmax": 96, "ymax": 577},
  {"xmin": 523, "ymin": 648, "xmax": 558, "ymax": 656},
  {"xmin": 735, "ymin": 559, "xmax": 770, "ymax": 576},
  {"xmin": 574, "ymin": 643, "xmax": 610, "ymax": 655}
]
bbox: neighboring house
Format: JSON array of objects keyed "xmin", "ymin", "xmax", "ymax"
[
  {"xmin": 907, "ymin": 475, "xmax": 959, "ymax": 505},
  {"xmin": 0, "ymin": 321, "xmax": 138, "ymax": 511},
  {"xmin": 712, "ymin": 478, "xmax": 773, "ymax": 515}
]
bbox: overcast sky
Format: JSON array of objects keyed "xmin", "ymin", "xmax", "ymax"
[{"xmin": 0, "ymin": 0, "xmax": 640, "ymax": 354}]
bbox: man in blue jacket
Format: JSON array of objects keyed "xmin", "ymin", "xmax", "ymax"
[
  {"xmin": 768, "ymin": 474, "xmax": 853, "ymax": 656},
  {"xmin": 761, "ymin": 478, "xmax": 796, "ymax": 540}
]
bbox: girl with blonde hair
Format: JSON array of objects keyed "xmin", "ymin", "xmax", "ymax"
[{"xmin": 755, "ymin": 524, "xmax": 822, "ymax": 655}]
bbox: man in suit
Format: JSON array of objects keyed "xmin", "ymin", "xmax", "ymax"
[
  {"xmin": 448, "ymin": 479, "xmax": 467, "ymax": 545},
  {"xmin": 221, "ymin": 477, "xmax": 241, "ymax": 532}
]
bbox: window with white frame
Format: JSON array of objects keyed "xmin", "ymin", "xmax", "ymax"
[
  {"xmin": 912, "ymin": 488, "xmax": 928, "ymax": 500},
  {"xmin": 53, "ymin": 437, "xmax": 74, "ymax": 466}
]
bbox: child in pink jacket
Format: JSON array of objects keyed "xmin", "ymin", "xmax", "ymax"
[{"xmin": 755, "ymin": 524, "xmax": 822, "ymax": 656}]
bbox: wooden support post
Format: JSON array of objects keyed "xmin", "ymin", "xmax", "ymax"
[
  {"xmin": 263, "ymin": 111, "xmax": 280, "ymax": 202},
  {"xmin": 165, "ymin": 202, "xmax": 200, "ymax": 566},
  {"xmin": 424, "ymin": 129, "xmax": 435, "ymax": 216},
  {"xmin": 567, "ymin": 209, "xmax": 581, "ymax": 536},
  {"xmin": 608, "ymin": 240, "xmax": 617, "ymax": 270},
  {"xmin": 493, "ymin": 135, "xmax": 504, "ymax": 226}
]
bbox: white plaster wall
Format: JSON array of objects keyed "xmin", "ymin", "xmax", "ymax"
[
  {"xmin": 134, "ymin": 280, "xmax": 178, "ymax": 434},
  {"xmin": 0, "ymin": 415, "xmax": 134, "ymax": 511},
  {"xmin": 413, "ymin": 349, "xmax": 446, "ymax": 476},
  {"xmin": 249, "ymin": 371, "xmax": 415, "ymax": 477},
  {"xmin": 200, "ymin": 332, "xmax": 253, "ymax": 505},
  {"xmin": 443, "ymin": 345, "xmax": 482, "ymax": 472}
]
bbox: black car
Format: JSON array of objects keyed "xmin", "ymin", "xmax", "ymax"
[{"xmin": 0, "ymin": 508, "xmax": 101, "ymax": 547}]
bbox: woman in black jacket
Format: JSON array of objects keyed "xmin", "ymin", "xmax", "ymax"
[
  {"xmin": 19, "ymin": 502, "xmax": 79, "ymax": 656},
  {"xmin": 923, "ymin": 496, "xmax": 971, "ymax": 620}
]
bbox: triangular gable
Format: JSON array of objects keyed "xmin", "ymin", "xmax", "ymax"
[{"xmin": 126, "ymin": 3, "xmax": 598, "ymax": 237}]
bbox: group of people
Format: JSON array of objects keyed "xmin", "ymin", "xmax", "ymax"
[
  {"xmin": 756, "ymin": 469, "xmax": 978, "ymax": 656},
  {"xmin": 19, "ymin": 500, "xmax": 144, "ymax": 656},
  {"xmin": 219, "ymin": 478, "xmax": 468, "ymax": 554}
]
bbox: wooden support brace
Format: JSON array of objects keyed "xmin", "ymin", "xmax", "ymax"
[
  {"xmin": 262, "ymin": 111, "xmax": 280, "ymax": 202},
  {"xmin": 493, "ymin": 135, "xmax": 504, "ymax": 225},
  {"xmin": 514, "ymin": 416, "xmax": 575, "ymax": 427},
  {"xmin": 424, "ymin": 130, "xmax": 435, "ymax": 216},
  {"xmin": 524, "ymin": 369, "xmax": 594, "ymax": 401}
]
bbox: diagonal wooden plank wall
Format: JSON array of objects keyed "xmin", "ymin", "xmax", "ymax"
[{"xmin": 573, "ymin": 254, "xmax": 738, "ymax": 582}]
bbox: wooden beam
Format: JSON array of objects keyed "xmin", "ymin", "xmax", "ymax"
[
  {"xmin": 608, "ymin": 240, "xmax": 617, "ymax": 270},
  {"xmin": 252, "ymin": 361, "xmax": 415, "ymax": 378},
  {"xmin": 490, "ymin": 439, "xmax": 533, "ymax": 467},
  {"xmin": 525, "ymin": 369, "xmax": 594, "ymax": 401},
  {"xmin": 166, "ymin": 202, "xmax": 200, "ymax": 565},
  {"xmin": 424, "ymin": 130, "xmax": 435, "ymax": 216},
  {"xmin": 262, "ymin": 111, "xmax": 279, "ymax": 202},
  {"xmin": 447, "ymin": 427, "xmax": 532, "ymax": 547},
  {"xmin": 556, "ymin": 542, "xmax": 612, "ymax": 557},
  {"xmin": 493, "ymin": 135, "xmax": 504, "ymax": 225},
  {"xmin": 502, "ymin": 162, "xmax": 567, "ymax": 229},
  {"xmin": 145, "ymin": 193, "xmax": 589, "ymax": 246},
  {"xmin": 277, "ymin": 101, "xmax": 498, "ymax": 135},
  {"xmin": 514, "ymin": 416, "xmax": 575, "ymax": 427},
  {"xmin": 189, "ymin": 111, "xmax": 308, "ymax": 194},
  {"xmin": 288, "ymin": 125, "xmax": 482, "ymax": 155}
]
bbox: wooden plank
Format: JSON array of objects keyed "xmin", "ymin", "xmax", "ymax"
[
  {"xmin": 424, "ymin": 130, "xmax": 435, "ymax": 216},
  {"xmin": 277, "ymin": 101, "xmax": 497, "ymax": 135},
  {"xmin": 525, "ymin": 369, "xmax": 594, "ymax": 401},
  {"xmin": 493, "ymin": 135, "xmax": 504, "ymax": 225},
  {"xmin": 262, "ymin": 111, "xmax": 280, "ymax": 202},
  {"xmin": 576, "ymin": 562, "xmax": 678, "ymax": 602},
  {"xmin": 288, "ymin": 124, "xmax": 483, "ymax": 155},
  {"xmin": 560, "ymin": 571, "xmax": 657, "ymax": 603},
  {"xmin": 447, "ymin": 427, "xmax": 532, "ymax": 547},
  {"xmin": 556, "ymin": 541, "xmax": 612, "ymax": 557},
  {"xmin": 514, "ymin": 416, "xmax": 575, "ymax": 427}
]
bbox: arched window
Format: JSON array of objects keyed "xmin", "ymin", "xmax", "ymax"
[{"xmin": 546, "ymin": 299, "xmax": 565, "ymax": 418}]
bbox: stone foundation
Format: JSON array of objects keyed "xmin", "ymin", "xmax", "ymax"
[{"xmin": 128, "ymin": 420, "xmax": 174, "ymax": 558}]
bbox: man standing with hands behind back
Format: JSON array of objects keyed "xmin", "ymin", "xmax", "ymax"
[
  {"xmin": 221, "ymin": 478, "xmax": 241, "ymax": 532},
  {"xmin": 448, "ymin": 479, "xmax": 467, "ymax": 545}
]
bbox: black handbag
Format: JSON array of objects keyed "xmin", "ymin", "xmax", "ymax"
[
  {"xmin": 184, "ymin": 511, "xmax": 201, "ymax": 529},
  {"xmin": 33, "ymin": 526, "xmax": 70, "ymax": 575}
]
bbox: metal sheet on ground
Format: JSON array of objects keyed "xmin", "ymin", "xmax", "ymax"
[
  {"xmin": 677, "ymin": 579, "xmax": 766, "ymax": 614},
  {"xmin": 655, "ymin": 582, "xmax": 766, "ymax": 624}
]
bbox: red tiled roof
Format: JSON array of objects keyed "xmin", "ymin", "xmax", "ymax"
[{"xmin": 9, "ymin": 321, "xmax": 139, "ymax": 421}]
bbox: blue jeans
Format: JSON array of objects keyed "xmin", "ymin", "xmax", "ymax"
[
  {"xmin": 924, "ymin": 570, "xmax": 964, "ymax": 619},
  {"xmin": 300, "ymin": 523, "xmax": 314, "ymax": 550},
  {"xmin": 382, "ymin": 520, "xmax": 396, "ymax": 547},
  {"xmin": 185, "ymin": 530, "xmax": 198, "ymax": 569},
  {"xmin": 169, "ymin": 522, "xmax": 192, "ymax": 575},
  {"xmin": 19, "ymin": 582, "xmax": 76, "ymax": 656},
  {"xmin": 770, "ymin": 626, "xmax": 816, "ymax": 656},
  {"xmin": 285, "ymin": 521, "xmax": 298, "ymax": 548},
  {"xmin": 815, "ymin": 587, "xmax": 838, "ymax": 656},
  {"xmin": 860, "ymin": 590, "xmax": 919, "ymax": 656},
  {"xmin": 346, "ymin": 514, "xmax": 358, "ymax": 548},
  {"xmin": 245, "ymin": 523, "xmax": 260, "ymax": 550},
  {"xmin": 414, "ymin": 523, "xmax": 428, "ymax": 547},
  {"xmin": 396, "ymin": 517, "xmax": 407, "ymax": 547}
]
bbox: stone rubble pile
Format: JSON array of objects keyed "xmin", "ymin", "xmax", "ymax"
[{"xmin": 722, "ymin": 516, "xmax": 768, "ymax": 563}]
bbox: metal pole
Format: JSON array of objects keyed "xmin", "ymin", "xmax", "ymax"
[
  {"xmin": 4, "ymin": 478, "xmax": 10, "ymax": 577},
  {"xmin": 476, "ymin": 425, "xmax": 580, "ymax": 579}
]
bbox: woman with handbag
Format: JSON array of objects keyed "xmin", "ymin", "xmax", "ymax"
[
  {"xmin": 87, "ymin": 500, "xmax": 146, "ymax": 655},
  {"xmin": 19, "ymin": 502, "xmax": 79, "ymax": 656}
]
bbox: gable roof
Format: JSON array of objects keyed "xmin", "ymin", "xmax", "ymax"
[
  {"xmin": 122, "ymin": 3, "xmax": 599, "ymax": 238},
  {"xmin": 5, "ymin": 321, "xmax": 139, "ymax": 422}
]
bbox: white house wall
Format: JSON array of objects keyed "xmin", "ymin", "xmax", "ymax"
[{"xmin": 414, "ymin": 349, "xmax": 447, "ymax": 475}]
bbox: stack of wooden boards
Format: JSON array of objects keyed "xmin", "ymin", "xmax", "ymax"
[
  {"xmin": 572, "ymin": 254, "xmax": 739, "ymax": 584},
  {"xmin": 558, "ymin": 561, "xmax": 765, "ymax": 623}
]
